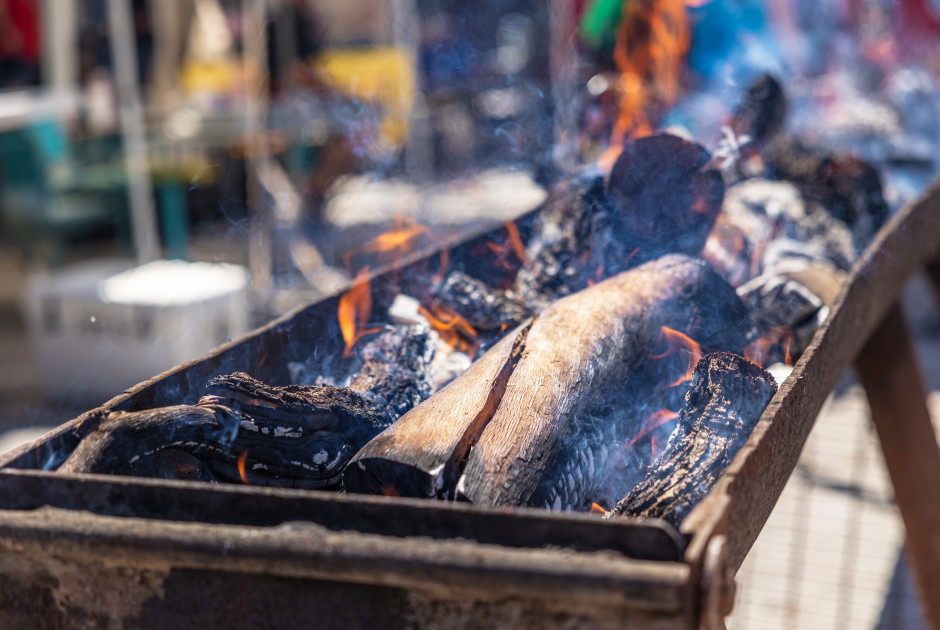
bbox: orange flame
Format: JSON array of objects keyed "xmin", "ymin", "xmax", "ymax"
[
  {"xmin": 487, "ymin": 222, "xmax": 526, "ymax": 274},
  {"xmin": 651, "ymin": 433, "xmax": 664, "ymax": 460},
  {"xmin": 599, "ymin": 0, "xmax": 691, "ymax": 171},
  {"xmin": 432, "ymin": 247, "xmax": 450, "ymax": 285},
  {"xmin": 419, "ymin": 302, "xmax": 481, "ymax": 358},
  {"xmin": 344, "ymin": 218, "xmax": 428, "ymax": 270},
  {"xmin": 650, "ymin": 326, "xmax": 702, "ymax": 387},
  {"xmin": 744, "ymin": 326, "xmax": 794, "ymax": 368},
  {"xmin": 505, "ymin": 221, "xmax": 526, "ymax": 263},
  {"xmin": 237, "ymin": 450, "xmax": 249, "ymax": 484},
  {"xmin": 590, "ymin": 502, "xmax": 607, "ymax": 514},
  {"xmin": 338, "ymin": 267, "xmax": 382, "ymax": 357},
  {"xmin": 629, "ymin": 408, "xmax": 680, "ymax": 446}
]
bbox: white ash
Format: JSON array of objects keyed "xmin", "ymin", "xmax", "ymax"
[
  {"xmin": 767, "ymin": 362, "xmax": 795, "ymax": 386},
  {"xmin": 430, "ymin": 347, "xmax": 472, "ymax": 392},
  {"xmin": 388, "ymin": 294, "xmax": 429, "ymax": 327}
]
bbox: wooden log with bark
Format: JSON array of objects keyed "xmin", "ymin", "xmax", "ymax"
[
  {"xmin": 607, "ymin": 352, "xmax": 777, "ymax": 526},
  {"xmin": 344, "ymin": 254, "xmax": 750, "ymax": 507}
]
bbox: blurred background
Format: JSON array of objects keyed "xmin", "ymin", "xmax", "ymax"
[{"xmin": 0, "ymin": 1, "xmax": 940, "ymax": 625}]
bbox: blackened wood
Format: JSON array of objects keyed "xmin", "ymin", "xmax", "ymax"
[
  {"xmin": 767, "ymin": 137, "xmax": 890, "ymax": 248},
  {"xmin": 432, "ymin": 271, "xmax": 531, "ymax": 333},
  {"xmin": 608, "ymin": 352, "xmax": 776, "ymax": 526},
  {"xmin": 731, "ymin": 74, "xmax": 787, "ymax": 145},
  {"xmin": 344, "ymin": 324, "xmax": 437, "ymax": 420},
  {"xmin": 515, "ymin": 135, "xmax": 723, "ymax": 307},
  {"xmin": 59, "ymin": 373, "xmax": 390, "ymax": 488},
  {"xmin": 608, "ymin": 134, "xmax": 724, "ymax": 258}
]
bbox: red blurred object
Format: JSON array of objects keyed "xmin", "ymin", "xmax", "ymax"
[{"xmin": 896, "ymin": 0, "xmax": 940, "ymax": 61}]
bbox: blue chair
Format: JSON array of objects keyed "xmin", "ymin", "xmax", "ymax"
[{"xmin": 0, "ymin": 119, "xmax": 130, "ymax": 266}]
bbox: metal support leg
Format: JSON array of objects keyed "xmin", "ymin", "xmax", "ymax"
[{"xmin": 856, "ymin": 303, "xmax": 940, "ymax": 630}]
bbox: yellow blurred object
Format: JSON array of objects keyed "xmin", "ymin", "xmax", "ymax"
[
  {"xmin": 312, "ymin": 46, "xmax": 416, "ymax": 150},
  {"xmin": 179, "ymin": 58, "xmax": 252, "ymax": 98}
]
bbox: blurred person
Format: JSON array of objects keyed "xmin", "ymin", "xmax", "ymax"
[{"xmin": 0, "ymin": 0, "xmax": 39, "ymax": 88}]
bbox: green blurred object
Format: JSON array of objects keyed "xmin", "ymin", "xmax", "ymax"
[
  {"xmin": 579, "ymin": 0, "xmax": 624, "ymax": 52},
  {"xmin": 0, "ymin": 119, "xmax": 130, "ymax": 267}
]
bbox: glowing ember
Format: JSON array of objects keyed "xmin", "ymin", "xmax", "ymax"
[
  {"xmin": 590, "ymin": 502, "xmax": 607, "ymax": 514},
  {"xmin": 419, "ymin": 302, "xmax": 481, "ymax": 358},
  {"xmin": 600, "ymin": 0, "xmax": 691, "ymax": 171},
  {"xmin": 629, "ymin": 408, "xmax": 680, "ymax": 445},
  {"xmin": 338, "ymin": 267, "xmax": 382, "ymax": 357},
  {"xmin": 650, "ymin": 326, "xmax": 702, "ymax": 387},
  {"xmin": 624, "ymin": 246, "xmax": 641, "ymax": 266},
  {"xmin": 237, "ymin": 450, "xmax": 249, "ymax": 484}
]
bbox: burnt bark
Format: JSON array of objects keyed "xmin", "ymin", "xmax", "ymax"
[
  {"xmin": 59, "ymin": 373, "xmax": 391, "ymax": 488},
  {"xmin": 607, "ymin": 352, "xmax": 777, "ymax": 526},
  {"xmin": 345, "ymin": 255, "xmax": 750, "ymax": 507},
  {"xmin": 514, "ymin": 134, "xmax": 724, "ymax": 307}
]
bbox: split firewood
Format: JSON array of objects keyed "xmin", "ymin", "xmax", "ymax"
[
  {"xmin": 344, "ymin": 254, "xmax": 750, "ymax": 507},
  {"xmin": 59, "ymin": 372, "xmax": 391, "ymax": 488},
  {"xmin": 607, "ymin": 352, "xmax": 777, "ymax": 526}
]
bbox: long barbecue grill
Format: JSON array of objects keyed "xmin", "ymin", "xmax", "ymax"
[{"xmin": 0, "ymin": 174, "xmax": 938, "ymax": 629}]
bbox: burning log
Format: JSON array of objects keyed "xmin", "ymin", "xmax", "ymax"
[
  {"xmin": 59, "ymin": 373, "xmax": 392, "ymax": 488},
  {"xmin": 767, "ymin": 137, "xmax": 890, "ymax": 249},
  {"xmin": 344, "ymin": 254, "xmax": 750, "ymax": 507},
  {"xmin": 607, "ymin": 352, "xmax": 777, "ymax": 526},
  {"xmin": 515, "ymin": 134, "xmax": 723, "ymax": 306}
]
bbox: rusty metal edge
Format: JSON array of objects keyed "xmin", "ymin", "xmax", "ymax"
[
  {"xmin": 681, "ymin": 176, "xmax": 940, "ymax": 580},
  {"xmin": 0, "ymin": 505, "xmax": 691, "ymax": 614},
  {"xmin": 0, "ymin": 468, "xmax": 684, "ymax": 562}
]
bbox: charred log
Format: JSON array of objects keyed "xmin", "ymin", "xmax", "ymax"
[
  {"xmin": 59, "ymin": 373, "xmax": 391, "ymax": 488},
  {"xmin": 731, "ymin": 74, "xmax": 787, "ymax": 146},
  {"xmin": 607, "ymin": 134, "xmax": 724, "ymax": 257},
  {"xmin": 515, "ymin": 135, "xmax": 724, "ymax": 306},
  {"xmin": 767, "ymin": 137, "xmax": 890, "ymax": 248},
  {"xmin": 607, "ymin": 352, "xmax": 777, "ymax": 526},
  {"xmin": 344, "ymin": 324, "xmax": 437, "ymax": 420},
  {"xmin": 345, "ymin": 255, "xmax": 750, "ymax": 507}
]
